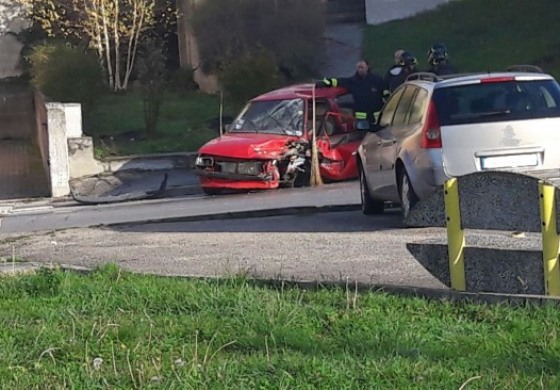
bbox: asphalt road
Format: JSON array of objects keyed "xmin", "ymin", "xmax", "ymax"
[
  {"xmin": 0, "ymin": 179, "xmax": 543, "ymax": 292},
  {"xmin": 0, "ymin": 181, "xmax": 361, "ymax": 234},
  {"xmin": 0, "ymin": 208, "xmax": 453, "ymax": 289}
]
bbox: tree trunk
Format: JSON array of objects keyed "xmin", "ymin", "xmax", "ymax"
[
  {"xmin": 113, "ymin": 0, "xmax": 122, "ymax": 91},
  {"xmin": 100, "ymin": 1, "xmax": 115, "ymax": 90}
]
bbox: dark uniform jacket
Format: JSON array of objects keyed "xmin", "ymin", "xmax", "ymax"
[
  {"xmin": 385, "ymin": 65, "xmax": 408, "ymax": 93},
  {"xmin": 319, "ymin": 72, "xmax": 387, "ymax": 121},
  {"xmin": 428, "ymin": 63, "xmax": 456, "ymax": 75}
]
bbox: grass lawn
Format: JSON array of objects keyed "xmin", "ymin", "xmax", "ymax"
[
  {"xmin": 1, "ymin": 264, "xmax": 559, "ymax": 388},
  {"xmin": 363, "ymin": 0, "xmax": 560, "ymax": 80},
  {"xmin": 85, "ymin": 91, "xmax": 239, "ymax": 158}
]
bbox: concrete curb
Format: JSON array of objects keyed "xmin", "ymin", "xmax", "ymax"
[
  {"xmin": 100, "ymin": 152, "xmax": 198, "ymax": 173},
  {"xmin": 99, "ymin": 204, "xmax": 362, "ymax": 228}
]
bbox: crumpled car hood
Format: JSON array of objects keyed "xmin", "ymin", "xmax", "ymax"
[{"xmin": 199, "ymin": 133, "xmax": 298, "ymax": 159}]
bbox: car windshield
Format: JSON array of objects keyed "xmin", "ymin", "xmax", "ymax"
[
  {"xmin": 229, "ymin": 99, "xmax": 304, "ymax": 135},
  {"xmin": 434, "ymin": 79, "xmax": 560, "ymax": 126}
]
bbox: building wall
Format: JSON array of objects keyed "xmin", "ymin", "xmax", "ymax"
[
  {"xmin": 0, "ymin": 3, "xmax": 28, "ymax": 79},
  {"xmin": 366, "ymin": 0, "xmax": 456, "ymax": 25}
]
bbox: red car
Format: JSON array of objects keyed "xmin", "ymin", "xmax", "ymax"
[{"xmin": 194, "ymin": 83, "xmax": 365, "ymax": 195}]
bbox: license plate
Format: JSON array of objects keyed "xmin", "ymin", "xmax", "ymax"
[{"xmin": 481, "ymin": 153, "xmax": 538, "ymax": 170}]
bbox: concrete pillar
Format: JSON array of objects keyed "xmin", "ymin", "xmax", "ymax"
[
  {"xmin": 64, "ymin": 104, "xmax": 83, "ymax": 138},
  {"xmin": 46, "ymin": 103, "xmax": 71, "ymax": 197}
]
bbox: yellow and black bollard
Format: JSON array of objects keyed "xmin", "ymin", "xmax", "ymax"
[
  {"xmin": 538, "ymin": 181, "xmax": 560, "ymax": 296},
  {"xmin": 444, "ymin": 178, "xmax": 466, "ymax": 291}
]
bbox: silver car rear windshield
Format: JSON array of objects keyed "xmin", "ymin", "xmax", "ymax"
[
  {"xmin": 433, "ymin": 79, "xmax": 560, "ymax": 126},
  {"xmin": 230, "ymin": 99, "xmax": 304, "ymax": 135}
]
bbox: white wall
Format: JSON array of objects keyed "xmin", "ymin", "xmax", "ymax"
[{"xmin": 366, "ymin": 0, "xmax": 455, "ymax": 25}]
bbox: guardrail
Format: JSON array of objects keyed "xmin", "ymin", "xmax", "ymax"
[{"xmin": 444, "ymin": 178, "xmax": 560, "ymax": 296}]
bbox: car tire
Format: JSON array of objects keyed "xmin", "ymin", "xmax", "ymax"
[
  {"xmin": 359, "ymin": 165, "xmax": 384, "ymax": 215},
  {"xmin": 399, "ymin": 169, "xmax": 419, "ymax": 219}
]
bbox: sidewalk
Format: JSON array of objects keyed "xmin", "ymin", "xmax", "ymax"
[{"xmin": 0, "ymin": 168, "xmax": 202, "ymax": 210}]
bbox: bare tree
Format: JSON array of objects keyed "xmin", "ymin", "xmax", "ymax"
[{"xmin": 18, "ymin": 0, "xmax": 164, "ymax": 91}]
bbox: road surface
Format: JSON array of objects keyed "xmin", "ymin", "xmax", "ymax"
[{"xmin": 0, "ymin": 181, "xmax": 361, "ymax": 234}]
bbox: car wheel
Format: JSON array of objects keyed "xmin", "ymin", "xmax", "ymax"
[
  {"xmin": 359, "ymin": 165, "xmax": 384, "ymax": 215},
  {"xmin": 399, "ymin": 170, "xmax": 419, "ymax": 219}
]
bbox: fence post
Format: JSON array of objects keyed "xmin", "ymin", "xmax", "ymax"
[
  {"xmin": 538, "ymin": 181, "xmax": 560, "ymax": 296},
  {"xmin": 444, "ymin": 178, "xmax": 466, "ymax": 291}
]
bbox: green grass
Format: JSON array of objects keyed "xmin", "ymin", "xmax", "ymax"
[
  {"xmin": 364, "ymin": 0, "xmax": 560, "ymax": 80},
  {"xmin": 86, "ymin": 91, "xmax": 238, "ymax": 158},
  {"xmin": 1, "ymin": 264, "xmax": 560, "ymax": 388}
]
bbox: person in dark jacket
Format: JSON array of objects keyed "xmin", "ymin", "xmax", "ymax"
[
  {"xmin": 384, "ymin": 49, "xmax": 405, "ymax": 93},
  {"xmin": 316, "ymin": 59, "xmax": 387, "ymax": 125},
  {"xmin": 427, "ymin": 43, "xmax": 456, "ymax": 75},
  {"xmin": 385, "ymin": 51, "xmax": 418, "ymax": 92}
]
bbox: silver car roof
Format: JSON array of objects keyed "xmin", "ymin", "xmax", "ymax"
[{"xmin": 406, "ymin": 71, "xmax": 555, "ymax": 90}]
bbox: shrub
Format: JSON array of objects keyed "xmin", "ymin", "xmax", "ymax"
[
  {"xmin": 219, "ymin": 48, "xmax": 283, "ymax": 105},
  {"xmin": 28, "ymin": 43, "xmax": 104, "ymax": 115},
  {"xmin": 192, "ymin": 0, "xmax": 326, "ymax": 81},
  {"xmin": 137, "ymin": 39, "xmax": 168, "ymax": 137},
  {"xmin": 167, "ymin": 67, "xmax": 198, "ymax": 95}
]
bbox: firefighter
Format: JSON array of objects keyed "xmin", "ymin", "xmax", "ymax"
[
  {"xmin": 385, "ymin": 51, "xmax": 418, "ymax": 93},
  {"xmin": 384, "ymin": 49, "xmax": 407, "ymax": 93},
  {"xmin": 316, "ymin": 59, "xmax": 387, "ymax": 126},
  {"xmin": 427, "ymin": 43, "xmax": 456, "ymax": 75}
]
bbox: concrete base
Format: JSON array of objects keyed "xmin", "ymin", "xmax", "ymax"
[
  {"xmin": 403, "ymin": 171, "xmax": 560, "ymax": 296},
  {"xmin": 405, "ymin": 171, "xmax": 558, "ymax": 233},
  {"xmin": 68, "ymin": 137, "xmax": 104, "ymax": 179},
  {"xmin": 407, "ymin": 239, "xmax": 544, "ymax": 295},
  {"xmin": 100, "ymin": 152, "xmax": 198, "ymax": 173}
]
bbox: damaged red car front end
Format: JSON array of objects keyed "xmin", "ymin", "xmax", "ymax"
[
  {"xmin": 195, "ymin": 83, "xmax": 364, "ymax": 195},
  {"xmin": 196, "ymin": 133, "xmax": 296, "ymax": 192}
]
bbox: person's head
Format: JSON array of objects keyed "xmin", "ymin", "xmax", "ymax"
[
  {"xmin": 399, "ymin": 52, "xmax": 417, "ymax": 71},
  {"xmin": 355, "ymin": 60, "xmax": 370, "ymax": 77},
  {"xmin": 428, "ymin": 43, "xmax": 448, "ymax": 65},
  {"xmin": 393, "ymin": 49, "xmax": 405, "ymax": 65}
]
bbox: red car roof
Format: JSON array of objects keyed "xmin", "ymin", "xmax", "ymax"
[{"xmin": 251, "ymin": 83, "xmax": 348, "ymax": 101}]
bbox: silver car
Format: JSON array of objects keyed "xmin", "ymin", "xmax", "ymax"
[{"xmin": 356, "ymin": 65, "xmax": 560, "ymax": 217}]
